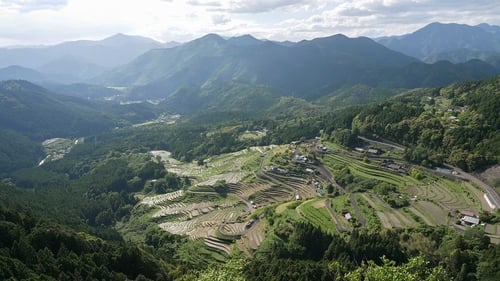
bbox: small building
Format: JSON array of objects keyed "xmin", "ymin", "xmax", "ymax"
[
  {"xmin": 295, "ymin": 194, "xmax": 301, "ymax": 200},
  {"xmin": 341, "ymin": 210, "xmax": 353, "ymax": 222},
  {"xmin": 461, "ymin": 215, "xmax": 480, "ymax": 226},
  {"xmin": 344, "ymin": 213, "xmax": 353, "ymax": 221},
  {"xmin": 295, "ymin": 155, "xmax": 308, "ymax": 163},
  {"xmin": 355, "ymin": 147, "xmax": 364, "ymax": 152},
  {"xmin": 367, "ymin": 149, "xmax": 380, "ymax": 154}
]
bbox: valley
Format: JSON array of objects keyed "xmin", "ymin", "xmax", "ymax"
[
  {"xmin": 1, "ymin": 20, "xmax": 500, "ymax": 280},
  {"xmin": 125, "ymin": 134, "xmax": 499, "ymax": 260}
]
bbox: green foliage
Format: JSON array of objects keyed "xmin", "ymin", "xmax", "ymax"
[
  {"xmin": 0, "ymin": 129, "xmax": 43, "ymax": 174},
  {"xmin": 0, "ymin": 80, "xmax": 118, "ymax": 140},
  {"xmin": 355, "ymin": 76, "xmax": 500, "ymax": 171},
  {"xmin": 179, "ymin": 258, "xmax": 246, "ymax": 281},
  {"xmin": 0, "ymin": 206, "xmax": 172, "ymax": 281},
  {"xmin": 345, "ymin": 256, "xmax": 449, "ymax": 281},
  {"xmin": 409, "ymin": 168, "xmax": 425, "ymax": 180}
]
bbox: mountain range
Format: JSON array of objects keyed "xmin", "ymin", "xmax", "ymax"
[
  {"xmin": 0, "ymin": 22, "xmax": 499, "ymax": 112},
  {"xmin": 377, "ymin": 22, "xmax": 500, "ymax": 65},
  {"xmin": 96, "ymin": 32, "xmax": 498, "ymax": 106},
  {"xmin": 0, "ymin": 34, "xmax": 178, "ymax": 83}
]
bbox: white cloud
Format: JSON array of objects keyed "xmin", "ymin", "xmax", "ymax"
[
  {"xmin": 0, "ymin": 0, "xmax": 499, "ymax": 46},
  {"xmin": 0, "ymin": 0, "xmax": 68, "ymax": 12},
  {"xmin": 212, "ymin": 14, "xmax": 231, "ymax": 25},
  {"xmin": 227, "ymin": 0, "xmax": 324, "ymax": 13}
]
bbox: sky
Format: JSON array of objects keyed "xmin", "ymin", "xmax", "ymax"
[{"xmin": 0, "ymin": 0, "xmax": 499, "ymax": 46}]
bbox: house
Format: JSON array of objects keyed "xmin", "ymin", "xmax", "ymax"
[
  {"xmin": 295, "ymin": 155, "xmax": 308, "ymax": 163},
  {"xmin": 367, "ymin": 149, "xmax": 380, "ymax": 154},
  {"xmin": 461, "ymin": 215, "xmax": 480, "ymax": 226},
  {"xmin": 341, "ymin": 210, "xmax": 353, "ymax": 222},
  {"xmin": 344, "ymin": 213, "xmax": 352, "ymax": 221},
  {"xmin": 355, "ymin": 147, "xmax": 364, "ymax": 152}
]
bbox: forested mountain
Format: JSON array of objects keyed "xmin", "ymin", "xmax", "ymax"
[
  {"xmin": 96, "ymin": 32, "xmax": 499, "ymax": 103},
  {"xmin": 0, "ymin": 80, "xmax": 118, "ymax": 140},
  {"xmin": 0, "ymin": 65, "xmax": 47, "ymax": 82},
  {"xmin": 352, "ymin": 75, "xmax": 500, "ymax": 171},
  {"xmin": 40, "ymin": 82, "xmax": 124, "ymax": 100},
  {"xmin": 377, "ymin": 22, "xmax": 500, "ymax": 64}
]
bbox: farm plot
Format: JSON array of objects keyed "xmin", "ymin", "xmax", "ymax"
[
  {"xmin": 485, "ymin": 224, "xmax": 500, "ymax": 236},
  {"xmin": 227, "ymin": 182, "xmax": 273, "ymax": 199},
  {"xmin": 168, "ymin": 148, "xmax": 261, "ymax": 183},
  {"xmin": 323, "ymin": 154, "xmax": 416, "ymax": 188},
  {"xmin": 328, "ymin": 196, "xmax": 353, "ymax": 231},
  {"xmin": 351, "ymin": 194, "xmax": 381, "ymax": 228},
  {"xmin": 408, "ymin": 201, "xmax": 448, "ymax": 226},
  {"xmin": 406, "ymin": 178, "xmax": 481, "ymax": 213},
  {"xmin": 251, "ymin": 185, "xmax": 294, "ymax": 206},
  {"xmin": 237, "ymin": 220, "xmax": 266, "ymax": 256},
  {"xmin": 152, "ymin": 199, "xmax": 238, "ymax": 220},
  {"xmin": 159, "ymin": 205, "xmax": 247, "ymax": 239},
  {"xmin": 266, "ymin": 173, "xmax": 317, "ymax": 199},
  {"xmin": 141, "ymin": 190, "xmax": 184, "ymax": 207},
  {"xmin": 359, "ymin": 193, "xmax": 417, "ymax": 229},
  {"xmin": 297, "ymin": 198, "xmax": 336, "ymax": 234},
  {"xmin": 219, "ymin": 222, "xmax": 248, "ymax": 237},
  {"xmin": 204, "ymin": 236, "xmax": 233, "ymax": 255}
]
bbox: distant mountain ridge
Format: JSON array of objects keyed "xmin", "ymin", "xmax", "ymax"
[
  {"xmin": 0, "ymin": 34, "xmax": 178, "ymax": 83},
  {"xmin": 96, "ymin": 32, "xmax": 499, "ymax": 105},
  {"xmin": 376, "ymin": 22, "xmax": 500, "ymax": 65},
  {"xmin": 97, "ymin": 33, "xmax": 419, "ymax": 97}
]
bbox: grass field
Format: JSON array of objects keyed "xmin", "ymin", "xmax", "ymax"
[{"xmin": 297, "ymin": 198, "xmax": 336, "ymax": 234}]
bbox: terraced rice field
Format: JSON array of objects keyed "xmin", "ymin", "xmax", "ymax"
[
  {"xmin": 408, "ymin": 201, "xmax": 449, "ymax": 226},
  {"xmin": 297, "ymin": 198, "xmax": 336, "ymax": 234},
  {"xmin": 204, "ymin": 236, "xmax": 233, "ymax": 255},
  {"xmin": 163, "ymin": 148, "xmax": 261, "ymax": 183},
  {"xmin": 141, "ymin": 190, "xmax": 184, "ymax": 207},
  {"xmin": 406, "ymin": 178, "xmax": 482, "ymax": 214},
  {"xmin": 227, "ymin": 182, "xmax": 274, "ymax": 199},
  {"xmin": 236, "ymin": 220, "xmax": 266, "ymax": 255},
  {"xmin": 324, "ymin": 153, "xmax": 417, "ymax": 188},
  {"xmin": 219, "ymin": 222, "xmax": 248, "ymax": 236},
  {"xmin": 359, "ymin": 193, "xmax": 418, "ymax": 229},
  {"xmin": 251, "ymin": 185, "xmax": 294, "ymax": 206},
  {"xmin": 159, "ymin": 205, "xmax": 246, "ymax": 239},
  {"xmin": 152, "ymin": 199, "xmax": 237, "ymax": 220},
  {"xmin": 266, "ymin": 173, "xmax": 317, "ymax": 199}
]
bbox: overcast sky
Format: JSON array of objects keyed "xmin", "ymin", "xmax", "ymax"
[{"xmin": 1, "ymin": 0, "xmax": 499, "ymax": 46}]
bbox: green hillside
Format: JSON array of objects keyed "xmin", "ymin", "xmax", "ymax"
[
  {"xmin": 0, "ymin": 80, "xmax": 117, "ymax": 140},
  {"xmin": 0, "ymin": 30, "xmax": 499, "ymax": 281},
  {"xmin": 97, "ymin": 33, "xmax": 499, "ymax": 104},
  {"xmin": 353, "ymin": 75, "xmax": 500, "ymax": 171}
]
